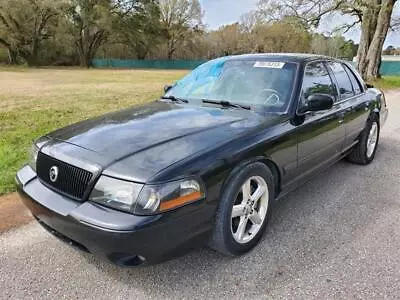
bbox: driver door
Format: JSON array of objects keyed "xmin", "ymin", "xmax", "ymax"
[{"xmin": 292, "ymin": 61, "xmax": 346, "ymax": 183}]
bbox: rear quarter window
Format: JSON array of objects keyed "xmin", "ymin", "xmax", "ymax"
[
  {"xmin": 327, "ymin": 62, "xmax": 354, "ymax": 100},
  {"xmin": 343, "ymin": 64, "xmax": 363, "ymax": 95}
]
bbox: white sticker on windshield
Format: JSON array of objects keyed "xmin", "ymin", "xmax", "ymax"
[{"xmin": 254, "ymin": 61, "xmax": 285, "ymax": 69}]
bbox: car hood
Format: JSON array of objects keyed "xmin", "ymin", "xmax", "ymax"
[{"xmin": 44, "ymin": 101, "xmax": 284, "ymax": 182}]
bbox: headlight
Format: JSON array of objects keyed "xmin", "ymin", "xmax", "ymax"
[
  {"xmin": 89, "ymin": 176, "xmax": 205, "ymax": 215},
  {"xmin": 89, "ymin": 176, "xmax": 143, "ymax": 212},
  {"xmin": 134, "ymin": 179, "xmax": 205, "ymax": 215},
  {"xmin": 28, "ymin": 137, "xmax": 50, "ymax": 172},
  {"xmin": 28, "ymin": 144, "xmax": 39, "ymax": 171}
]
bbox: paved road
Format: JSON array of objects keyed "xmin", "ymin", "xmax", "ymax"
[{"xmin": 1, "ymin": 91, "xmax": 400, "ymax": 299}]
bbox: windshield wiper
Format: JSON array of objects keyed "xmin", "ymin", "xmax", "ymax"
[
  {"xmin": 160, "ymin": 95, "xmax": 189, "ymax": 103},
  {"xmin": 202, "ymin": 99, "xmax": 251, "ymax": 110}
]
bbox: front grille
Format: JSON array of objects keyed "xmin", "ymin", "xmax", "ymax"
[{"xmin": 36, "ymin": 152, "xmax": 93, "ymax": 200}]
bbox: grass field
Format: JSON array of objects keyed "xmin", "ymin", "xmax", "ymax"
[
  {"xmin": 0, "ymin": 68, "xmax": 187, "ymax": 195},
  {"xmin": 371, "ymin": 76, "xmax": 400, "ymax": 90}
]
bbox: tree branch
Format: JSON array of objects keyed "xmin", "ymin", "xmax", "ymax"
[{"xmin": 335, "ymin": 19, "xmax": 362, "ymax": 33}]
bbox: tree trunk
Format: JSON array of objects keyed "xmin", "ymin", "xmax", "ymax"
[
  {"xmin": 26, "ymin": 38, "xmax": 40, "ymax": 67},
  {"xmin": 167, "ymin": 34, "xmax": 176, "ymax": 59},
  {"xmin": 0, "ymin": 39, "xmax": 18, "ymax": 64},
  {"xmin": 365, "ymin": 0, "xmax": 395, "ymax": 80},
  {"xmin": 77, "ymin": 48, "xmax": 89, "ymax": 67},
  {"xmin": 7, "ymin": 49, "xmax": 17, "ymax": 64},
  {"xmin": 19, "ymin": 49, "xmax": 38, "ymax": 67},
  {"xmin": 357, "ymin": 0, "xmax": 380, "ymax": 78},
  {"xmin": 356, "ymin": 0, "xmax": 396, "ymax": 80},
  {"xmin": 76, "ymin": 37, "xmax": 90, "ymax": 68}
]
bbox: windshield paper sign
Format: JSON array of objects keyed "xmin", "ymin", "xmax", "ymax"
[{"xmin": 254, "ymin": 61, "xmax": 285, "ymax": 68}]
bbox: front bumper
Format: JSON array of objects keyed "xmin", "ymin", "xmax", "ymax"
[{"xmin": 16, "ymin": 166, "xmax": 214, "ymax": 266}]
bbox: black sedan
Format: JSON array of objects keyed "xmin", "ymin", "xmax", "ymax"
[{"xmin": 16, "ymin": 54, "xmax": 388, "ymax": 266}]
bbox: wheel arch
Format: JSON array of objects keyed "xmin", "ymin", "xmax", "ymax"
[
  {"xmin": 371, "ymin": 108, "xmax": 380, "ymax": 122},
  {"xmin": 221, "ymin": 156, "xmax": 282, "ymax": 200}
]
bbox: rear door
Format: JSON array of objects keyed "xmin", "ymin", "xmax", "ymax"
[
  {"xmin": 326, "ymin": 61, "xmax": 370, "ymax": 151},
  {"xmin": 293, "ymin": 61, "xmax": 346, "ymax": 183}
]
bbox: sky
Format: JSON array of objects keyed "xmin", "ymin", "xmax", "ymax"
[
  {"xmin": 200, "ymin": 0, "xmax": 259, "ymax": 29},
  {"xmin": 200, "ymin": 0, "xmax": 400, "ymax": 47}
]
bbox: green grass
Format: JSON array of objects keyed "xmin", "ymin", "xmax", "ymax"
[
  {"xmin": 370, "ymin": 76, "xmax": 400, "ymax": 90},
  {"xmin": 0, "ymin": 68, "xmax": 187, "ymax": 195}
]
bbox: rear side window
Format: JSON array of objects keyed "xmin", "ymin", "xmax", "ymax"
[
  {"xmin": 302, "ymin": 62, "xmax": 336, "ymax": 102},
  {"xmin": 343, "ymin": 64, "xmax": 363, "ymax": 95},
  {"xmin": 327, "ymin": 62, "xmax": 354, "ymax": 100}
]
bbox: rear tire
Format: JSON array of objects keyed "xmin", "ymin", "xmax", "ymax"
[
  {"xmin": 347, "ymin": 117, "xmax": 380, "ymax": 165},
  {"xmin": 208, "ymin": 162, "xmax": 275, "ymax": 256}
]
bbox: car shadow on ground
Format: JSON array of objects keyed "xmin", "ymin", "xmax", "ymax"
[{"xmin": 81, "ymin": 136, "xmax": 399, "ymax": 298}]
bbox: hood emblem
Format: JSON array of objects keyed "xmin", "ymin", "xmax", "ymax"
[{"xmin": 49, "ymin": 166, "xmax": 59, "ymax": 182}]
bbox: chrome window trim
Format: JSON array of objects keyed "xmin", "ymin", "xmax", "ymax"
[{"xmin": 334, "ymin": 91, "xmax": 367, "ymax": 105}]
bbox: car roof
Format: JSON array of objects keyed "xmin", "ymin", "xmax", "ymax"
[{"xmin": 225, "ymin": 53, "xmax": 336, "ymax": 63}]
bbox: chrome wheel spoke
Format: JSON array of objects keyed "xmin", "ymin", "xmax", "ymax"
[
  {"xmin": 235, "ymin": 216, "xmax": 248, "ymax": 241},
  {"xmin": 249, "ymin": 211, "xmax": 262, "ymax": 225},
  {"xmin": 370, "ymin": 125, "xmax": 377, "ymax": 138},
  {"xmin": 251, "ymin": 185, "xmax": 266, "ymax": 204},
  {"xmin": 231, "ymin": 204, "xmax": 246, "ymax": 218},
  {"xmin": 242, "ymin": 179, "xmax": 251, "ymax": 202}
]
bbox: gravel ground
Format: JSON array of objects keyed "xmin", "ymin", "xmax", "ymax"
[{"xmin": 1, "ymin": 91, "xmax": 400, "ymax": 299}]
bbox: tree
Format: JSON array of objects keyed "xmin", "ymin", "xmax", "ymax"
[
  {"xmin": 256, "ymin": 0, "xmax": 399, "ymax": 80},
  {"xmin": 355, "ymin": 0, "xmax": 397, "ymax": 79},
  {"xmin": 252, "ymin": 20, "xmax": 311, "ymax": 53},
  {"xmin": 117, "ymin": 0, "xmax": 164, "ymax": 59},
  {"xmin": 0, "ymin": 0, "xmax": 60, "ymax": 66},
  {"xmin": 311, "ymin": 33, "xmax": 358, "ymax": 60},
  {"xmin": 208, "ymin": 23, "xmax": 244, "ymax": 57},
  {"xmin": 159, "ymin": 0, "xmax": 203, "ymax": 59},
  {"xmin": 64, "ymin": 0, "xmax": 116, "ymax": 67}
]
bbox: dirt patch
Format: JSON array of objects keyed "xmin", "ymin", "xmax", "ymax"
[{"xmin": 0, "ymin": 193, "xmax": 33, "ymax": 234}]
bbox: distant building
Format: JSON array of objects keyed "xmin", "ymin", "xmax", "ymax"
[
  {"xmin": 381, "ymin": 55, "xmax": 400, "ymax": 61},
  {"xmin": 353, "ymin": 55, "xmax": 400, "ymax": 62}
]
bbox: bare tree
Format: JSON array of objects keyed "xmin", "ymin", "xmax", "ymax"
[
  {"xmin": 256, "ymin": 0, "xmax": 399, "ymax": 80},
  {"xmin": 159, "ymin": 0, "xmax": 203, "ymax": 59}
]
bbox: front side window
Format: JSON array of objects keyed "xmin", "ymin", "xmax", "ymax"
[
  {"xmin": 327, "ymin": 62, "xmax": 354, "ymax": 100},
  {"xmin": 301, "ymin": 62, "xmax": 336, "ymax": 105},
  {"xmin": 165, "ymin": 58, "xmax": 298, "ymax": 112}
]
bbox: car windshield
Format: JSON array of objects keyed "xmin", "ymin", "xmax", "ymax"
[{"xmin": 165, "ymin": 57, "xmax": 298, "ymax": 112}]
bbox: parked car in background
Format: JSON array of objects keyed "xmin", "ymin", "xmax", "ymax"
[{"xmin": 17, "ymin": 54, "xmax": 388, "ymax": 266}]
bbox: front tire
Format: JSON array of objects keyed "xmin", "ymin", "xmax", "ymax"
[
  {"xmin": 347, "ymin": 117, "xmax": 380, "ymax": 165},
  {"xmin": 209, "ymin": 162, "xmax": 275, "ymax": 256}
]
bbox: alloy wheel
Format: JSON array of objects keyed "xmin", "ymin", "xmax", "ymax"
[
  {"xmin": 367, "ymin": 121, "xmax": 378, "ymax": 158},
  {"xmin": 230, "ymin": 176, "xmax": 269, "ymax": 244}
]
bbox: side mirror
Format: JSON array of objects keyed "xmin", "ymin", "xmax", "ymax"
[
  {"xmin": 366, "ymin": 83, "xmax": 374, "ymax": 89},
  {"xmin": 299, "ymin": 94, "xmax": 334, "ymax": 114},
  {"xmin": 164, "ymin": 84, "xmax": 173, "ymax": 93}
]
